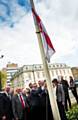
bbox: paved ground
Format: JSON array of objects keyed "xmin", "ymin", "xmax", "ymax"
[
  {"xmin": 69, "ymin": 87, "xmax": 78, "ymax": 104},
  {"xmin": 53, "ymin": 87, "xmax": 78, "ymax": 105}
]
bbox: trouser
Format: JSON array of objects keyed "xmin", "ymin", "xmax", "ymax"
[
  {"xmin": 71, "ymin": 88, "xmax": 78, "ymax": 103},
  {"xmin": 57, "ymin": 101, "xmax": 68, "ymax": 120},
  {"xmin": 65, "ymin": 95, "xmax": 71, "ymax": 111},
  {"xmin": 29, "ymin": 106, "xmax": 42, "ymax": 120}
]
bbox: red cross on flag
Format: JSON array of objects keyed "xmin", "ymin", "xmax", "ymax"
[{"xmin": 32, "ymin": 8, "xmax": 55, "ymax": 62}]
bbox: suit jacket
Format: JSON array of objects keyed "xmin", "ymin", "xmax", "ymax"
[
  {"xmin": 56, "ymin": 84, "xmax": 65, "ymax": 103},
  {"xmin": 29, "ymin": 89, "xmax": 41, "ymax": 107},
  {"xmin": 12, "ymin": 94, "xmax": 24, "ymax": 119},
  {"xmin": 0, "ymin": 92, "xmax": 13, "ymax": 120},
  {"xmin": 61, "ymin": 80, "xmax": 69, "ymax": 96}
]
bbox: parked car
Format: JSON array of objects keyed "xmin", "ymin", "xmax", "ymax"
[{"xmin": 74, "ymin": 80, "xmax": 78, "ymax": 87}]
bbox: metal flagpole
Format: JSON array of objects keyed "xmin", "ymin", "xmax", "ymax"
[{"xmin": 29, "ymin": 0, "xmax": 61, "ymax": 120}]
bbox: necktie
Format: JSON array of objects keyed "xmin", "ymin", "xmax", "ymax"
[{"xmin": 19, "ymin": 94, "xmax": 25, "ymax": 109}]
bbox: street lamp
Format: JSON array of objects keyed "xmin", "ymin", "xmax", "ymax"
[
  {"xmin": 0, "ymin": 55, "xmax": 4, "ymax": 91},
  {"xmin": 0, "ymin": 55, "xmax": 4, "ymax": 59},
  {"xmin": 32, "ymin": 64, "xmax": 36, "ymax": 83}
]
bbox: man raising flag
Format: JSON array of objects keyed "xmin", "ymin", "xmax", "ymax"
[{"xmin": 30, "ymin": 0, "xmax": 61, "ymax": 120}]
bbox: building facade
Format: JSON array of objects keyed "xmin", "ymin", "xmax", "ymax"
[
  {"xmin": 5, "ymin": 63, "xmax": 19, "ymax": 86},
  {"xmin": 11, "ymin": 63, "xmax": 73, "ymax": 88},
  {"xmin": 71, "ymin": 67, "xmax": 78, "ymax": 80}
]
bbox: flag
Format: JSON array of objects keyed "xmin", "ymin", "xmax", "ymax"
[{"xmin": 32, "ymin": 8, "xmax": 55, "ymax": 62}]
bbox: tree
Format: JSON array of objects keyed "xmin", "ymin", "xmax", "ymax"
[
  {"xmin": 0, "ymin": 70, "xmax": 7, "ymax": 90},
  {"xmin": 0, "ymin": 72, "xmax": 2, "ymax": 91}
]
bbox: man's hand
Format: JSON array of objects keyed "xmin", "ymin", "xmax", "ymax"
[
  {"xmin": 2, "ymin": 116, "xmax": 6, "ymax": 120},
  {"xmin": 62, "ymin": 102, "xmax": 65, "ymax": 106},
  {"xmin": 16, "ymin": 117, "xmax": 19, "ymax": 120}
]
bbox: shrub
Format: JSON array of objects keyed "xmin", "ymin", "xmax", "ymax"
[{"xmin": 66, "ymin": 105, "xmax": 78, "ymax": 120}]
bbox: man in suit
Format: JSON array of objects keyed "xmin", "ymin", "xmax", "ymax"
[
  {"xmin": 61, "ymin": 76, "xmax": 71, "ymax": 111},
  {"xmin": 12, "ymin": 87, "xmax": 26, "ymax": 120},
  {"xmin": 38, "ymin": 81, "xmax": 54, "ymax": 120},
  {"xmin": 69, "ymin": 76, "xmax": 78, "ymax": 104},
  {"xmin": 52, "ymin": 78, "xmax": 68, "ymax": 120},
  {"xmin": 0, "ymin": 88, "xmax": 13, "ymax": 120},
  {"xmin": 28, "ymin": 83, "xmax": 42, "ymax": 120}
]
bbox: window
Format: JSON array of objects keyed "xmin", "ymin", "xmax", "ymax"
[
  {"xmin": 56, "ymin": 65, "xmax": 59, "ymax": 68},
  {"xmin": 51, "ymin": 70, "xmax": 54, "ymax": 76},
  {"xmin": 36, "ymin": 72, "xmax": 40, "ymax": 78},
  {"xmin": 42, "ymin": 71, "xmax": 45, "ymax": 77},
  {"xmin": 59, "ymin": 69, "xmax": 62, "ymax": 75},
  {"xmin": 67, "ymin": 69, "xmax": 70, "ymax": 74},
  {"xmin": 39, "ymin": 66, "xmax": 42, "ymax": 68},
  {"xmin": 28, "ymin": 73, "xmax": 31, "ymax": 79},
  {"xmin": 35, "ymin": 66, "xmax": 37, "ymax": 68},
  {"xmin": 60, "ymin": 64, "xmax": 63, "ymax": 67},
  {"xmin": 26, "ymin": 67, "xmax": 28, "ymax": 70},
  {"xmin": 65, "ymin": 76, "xmax": 67, "ymax": 80},
  {"xmin": 49, "ymin": 65, "xmax": 51, "ymax": 68},
  {"xmin": 58, "ymin": 76, "xmax": 61, "ymax": 80},
  {"xmin": 53, "ymin": 65, "xmax": 55, "ymax": 67},
  {"xmin": 56, "ymin": 70, "xmax": 58, "ymax": 75},
  {"xmin": 63, "ymin": 69, "xmax": 66, "ymax": 75}
]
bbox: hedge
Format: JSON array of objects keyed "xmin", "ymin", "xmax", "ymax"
[{"xmin": 66, "ymin": 104, "xmax": 78, "ymax": 120}]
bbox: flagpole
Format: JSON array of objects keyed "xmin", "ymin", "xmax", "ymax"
[{"xmin": 29, "ymin": 0, "xmax": 61, "ymax": 120}]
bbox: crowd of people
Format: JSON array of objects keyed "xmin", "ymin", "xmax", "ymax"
[{"xmin": 0, "ymin": 76, "xmax": 78, "ymax": 120}]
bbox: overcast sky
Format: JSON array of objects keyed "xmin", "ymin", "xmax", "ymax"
[{"xmin": 0, "ymin": 0, "xmax": 78, "ymax": 69}]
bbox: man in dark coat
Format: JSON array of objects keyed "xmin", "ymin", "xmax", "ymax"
[
  {"xmin": 28, "ymin": 83, "xmax": 42, "ymax": 120},
  {"xmin": 69, "ymin": 76, "xmax": 78, "ymax": 104},
  {"xmin": 0, "ymin": 91, "xmax": 13, "ymax": 120},
  {"xmin": 37, "ymin": 80, "xmax": 54, "ymax": 120},
  {"xmin": 12, "ymin": 88, "xmax": 27, "ymax": 120},
  {"xmin": 61, "ymin": 76, "xmax": 71, "ymax": 111}
]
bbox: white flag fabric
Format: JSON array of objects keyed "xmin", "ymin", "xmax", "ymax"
[{"xmin": 32, "ymin": 8, "xmax": 55, "ymax": 62}]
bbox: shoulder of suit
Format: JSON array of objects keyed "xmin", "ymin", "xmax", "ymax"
[
  {"xmin": 0, "ymin": 91, "xmax": 4, "ymax": 94},
  {"xmin": 12, "ymin": 93, "xmax": 18, "ymax": 98}
]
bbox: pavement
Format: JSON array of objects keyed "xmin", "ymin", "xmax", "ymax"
[{"xmin": 69, "ymin": 87, "xmax": 78, "ymax": 104}]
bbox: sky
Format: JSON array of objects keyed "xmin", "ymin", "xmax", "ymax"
[{"xmin": 0, "ymin": 0, "xmax": 78, "ymax": 69}]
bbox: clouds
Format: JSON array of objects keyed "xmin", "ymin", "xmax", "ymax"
[
  {"xmin": 0, "ymin": 0, "xmax": 78, "ymax": 68},
  {"xmin": 0, "ymin": 11, "xmax": 41, "ymax": 68},
  {"xmin": 0, "ymin": 0, "xmax": 30, "ymax": 27},
  {"xmin": 37, "ymin": 0, "xmax": 78, "ymax": 29},
  {"xmin": 36, "ymin": 0, "xmax": 78, "ymax": 66}
]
